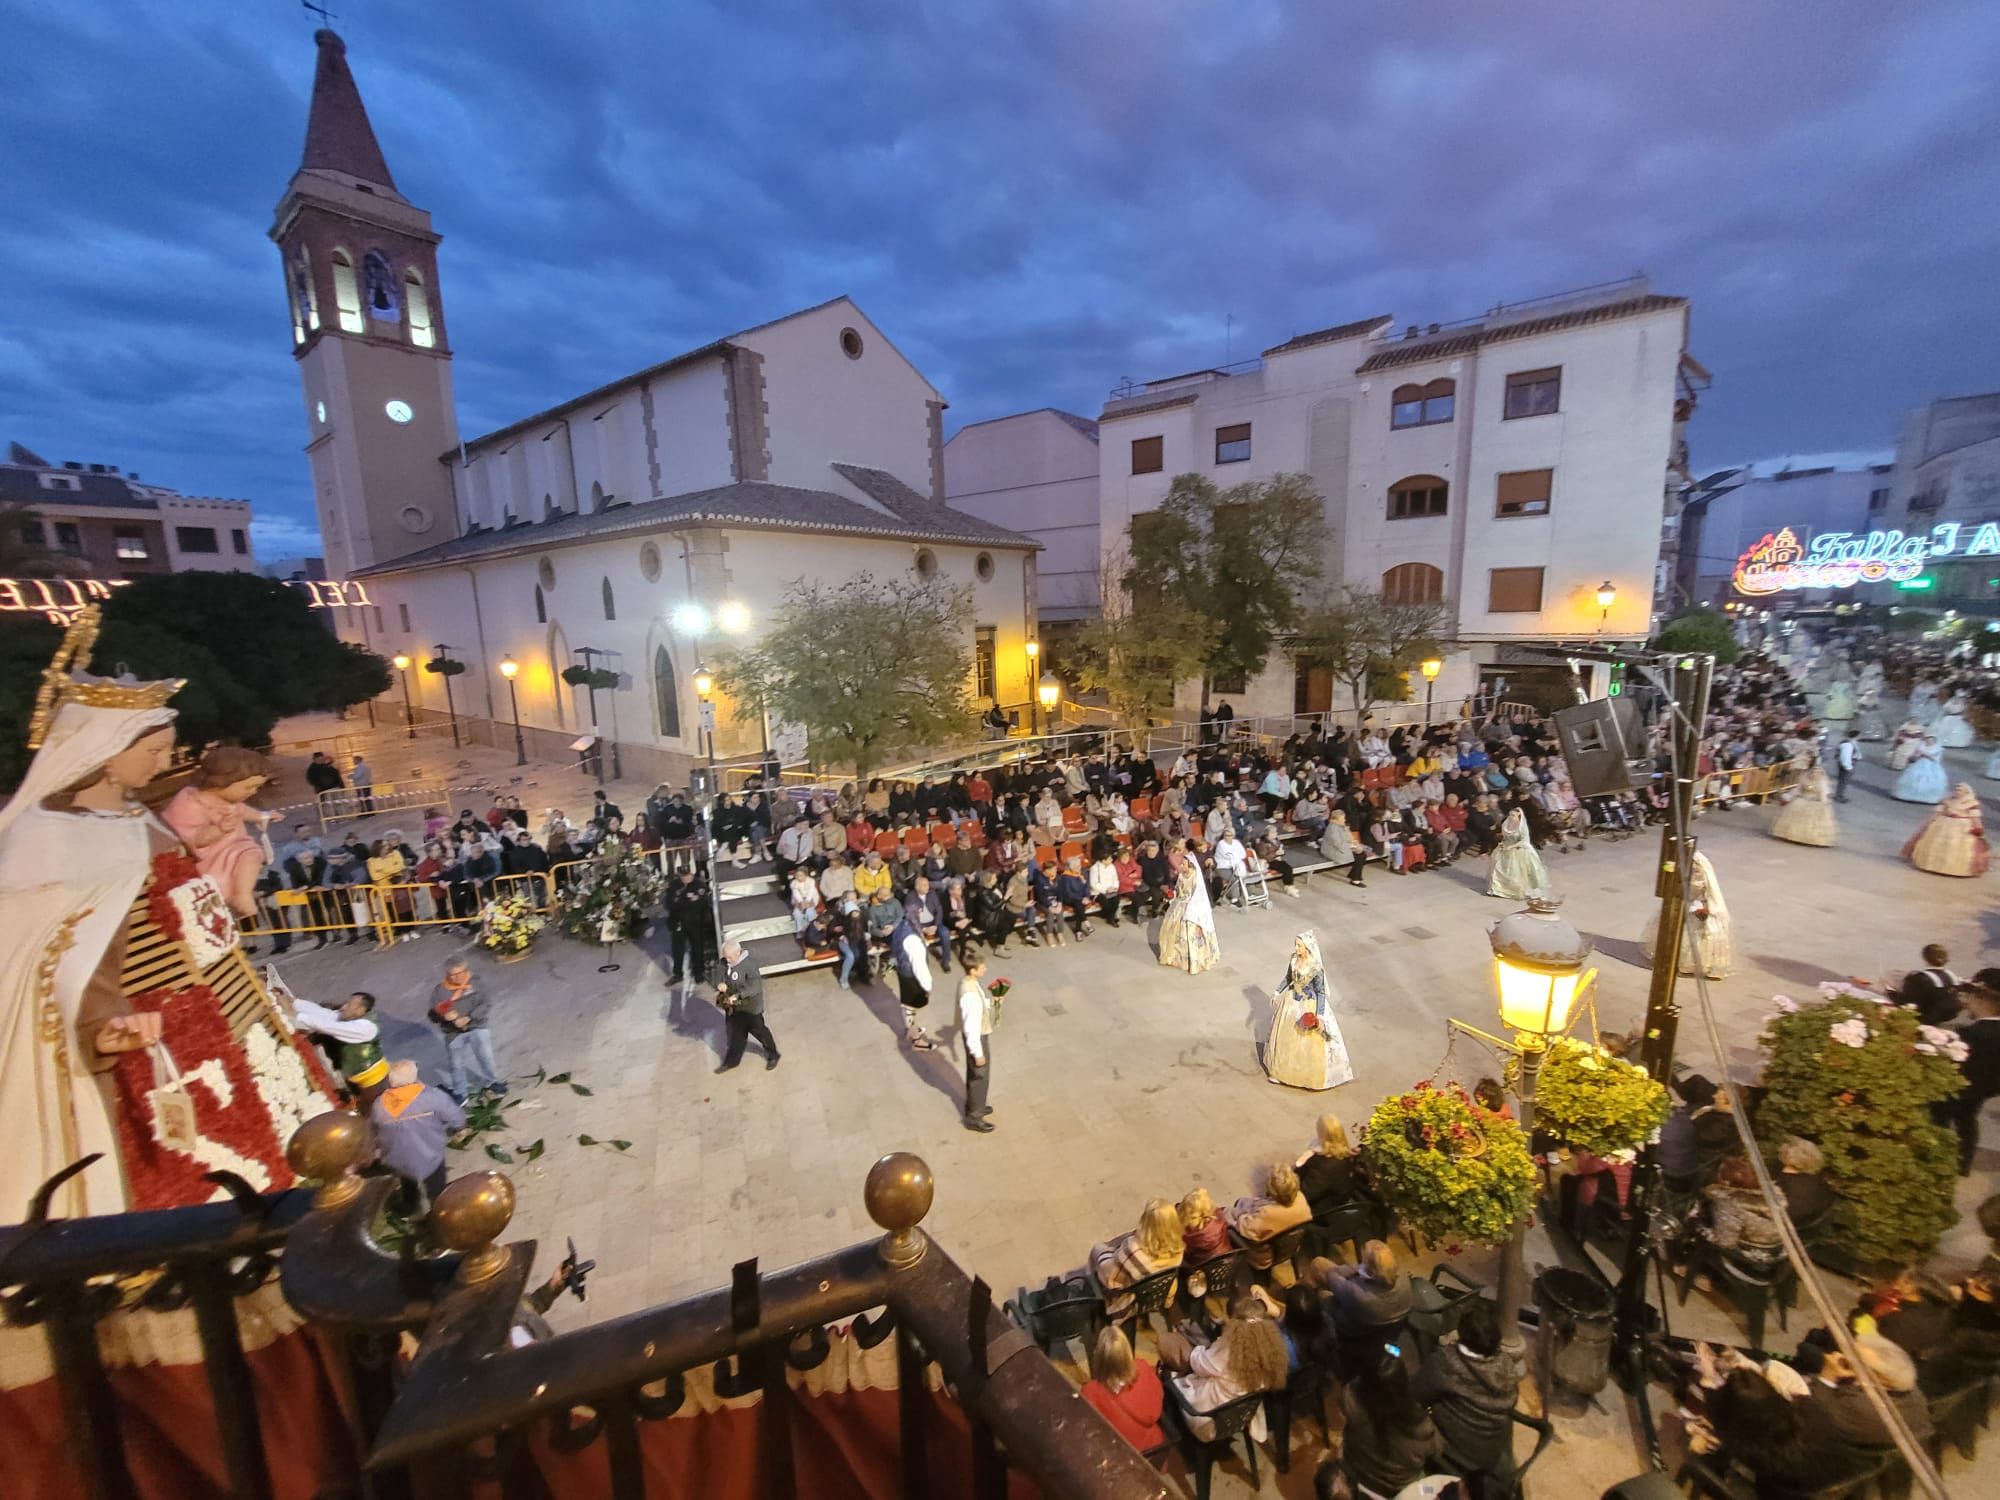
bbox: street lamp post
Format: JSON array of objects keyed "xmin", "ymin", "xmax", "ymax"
[
  {"xmin": 1596, "ymin": 580, "xmax": 1617, "ymax": 633},
  {"xmin": 1420, "ymin": 656, "xmax": 1443, "ymax": 727},
  {"xmin": 692, "ymin": 662, "xmax": 717, "ymax": 792},
  {"xmin": 498, "ymin": 657, "xmax": 525, "ymax": 765},
  {"xmin": 1450, "ymin": 896, "xmax": 1595, "ymax": 1357},
  {"xmin": 391, "ymin": 653, "xmax": 415, "ymax": 740},
  {"xmin": 432, "ymin": 643, "xmax": 462, "ymax": 748},
  {"xmin": 1037, "ymin": 671, "xmax": 1062, "ymax": 748},
  {"xmin": 1025, "ymin": 639, "xmax": 1041, "ymax": 736},
  {"xmin": 573, "ymin": 647, "xmax": 619, "ymax": 783}
]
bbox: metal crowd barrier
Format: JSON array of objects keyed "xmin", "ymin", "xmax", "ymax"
[{"xmin": 315, "ymin": 777, "xmax": 491, "ymax": 828}]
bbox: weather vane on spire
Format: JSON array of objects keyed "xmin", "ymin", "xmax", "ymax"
[{"xmin": 300, "ymin": 0, "xmax": 338, "ymax": 27}]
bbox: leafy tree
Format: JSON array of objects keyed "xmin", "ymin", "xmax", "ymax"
[
  {"xmin": 715, "ymin": 571, "xmax": 976, "ymax": 777},
  {"xmin": 0, "ymin": 617, "xmax": 269, "ymax": 792},
  {"xmin": 103, "ymin": 572, "xmax": 387, "ymax": 716},
  {"xmin": 1071, "ymin": 550, "xmax": 1217, "ymax": 731},
  {"xmin": 1651, "ymin": 605, "xmax": 1740, "ymax": 666},
  {"xmin": 1294, "ymin": 586, "xmax": 1451, "ymax": 726},
  {"xmin": 1122, "ymin": 472, "xmax": 1326, "ymax": 704}
]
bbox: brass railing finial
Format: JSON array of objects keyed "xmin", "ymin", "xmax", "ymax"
[
  {"xmin": 865, "ymin": 1152, "xmax": 933, "ymax": 1269},
  {"xmin": 431, "ymin": 1171, "xmax": 516, "ymax": 1284},
  {"xmin": 287, "ymin": 1110, "xmax": 374, "ymax": 1210}
]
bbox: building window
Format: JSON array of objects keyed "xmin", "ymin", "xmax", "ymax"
[
  {"xmin": 601, "ymin": 577, "xmax": 616, "ymax": 621},
  {"xmin": 1212, "ymin": 669, "xmax": 1247, "ymax": 695},
  {"xmin": 640, "ymin": 541, "xmax": 662, "ymax": 581},
  {"xmin": 1487, "ymin": 566, "xmax": 1545, "ymax": 613},
  {"xmin": 38, "ymin": 471, "xmax": 81, "ymax": 492},
  {"xmin": 20, "ymin": 519, "xmax": 46, "ymax": 545},
  {"xmin": 914, "ymin": 548, "xmax": 938, "ymax": 579},
  {"xmin": 362, "ymin": 250, "xmax": 400, "ymax": 323},
  {"xmin": 175, "ymin": 525, "xmax": 218, "ymax": 553},
  {"xmin": 1503, "ymin": 367, "xmax": 1562, "ymax": 420},
  {"xmin": 653, "ymin": 645, "xmax": 682, "ymax": 738},
  {"xmin": 1390, "ymin": 378, "xmax": 1456, "ymax": 429},
  {"xmin": 975, "ymin": 551, "xmax": 995, "ymax": 581},
  {"xmin": 1382, "ymin": 562, "xmax": 1445, "ymax": 604},
  {"xmin": 534, "ymin": 585, "xmax": 547, "ymax": 623},
  {"xmin": 538, "ymin": 556, "xmax": 557, "ymax": 589},
  {"xmin": 398, "ymin": 602, "xmax": 412, "ymax": 631},
  {"xmin": 1131, "ymin": 436, "xmax": 1163, "ymax": 475},
  {"xmin": 232, "ymin": 528, "xmax": 248, "ymax": 554},
  {"xmin": 404, "ymin": 268, "xmax": 434, "ymax": 347},
  {"xmin": 1868, "ymin": 487, "xmax": 1889, "ymax": 513},
  {"xmin": 974, "ymin": 626, "xmax": 997, "ymax": 701},
  {"xmin": 372, "ymin": 605, "xmax": 384, "ymax": 632},
  {"xmin": 55, "ymin": 522, "xmax": 82, "ymax": 554},
  {"xmin": 114, "ymin": 528, "xmax": 148, "ymax": 560},
  {"xmin": 1387, "ymin": 475, "xmax": 1449, "ymax": 520},
  {"xmin": 330, "ymin": 250, "xmax": 363, "ymax": 333},
  {"xmin": 1495, "ymin": 469, "xmax": 1553, "ymax": 518},
  {"xmin": 840, "ymin": 327, "xmax": 865, "ymax": 360},
  {"xmin": 1214, "ymin": 423, "xmax": 1252, "ymax": 465}
]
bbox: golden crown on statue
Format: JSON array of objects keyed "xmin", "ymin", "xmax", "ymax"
[{"xmin": 26, "ymin": 606, "xmax": 185, "ymax": 749}]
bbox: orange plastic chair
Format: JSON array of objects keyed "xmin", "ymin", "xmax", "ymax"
[
  {"xmin": 904, "ymin": 831, "xmax": 930, "ymax": 857},
  {"xmin": 873, "ymin": 830, "xmax": 899, "ymax": 857},
  {"xmin": 1400, "ymin": 844, "xmax": 1425, "ymax": 873},
  {"xmin": 1062, "ymin": 805, "xmax": 1087, "ymax": 834},
  {"xmin": 1034, "ymin": 842, "xmax": 1059, "ymax": 867},
  {"xmin": 1058, "ymin": 838, "xmax": 1086, "ymax": 866},
  {"xmin": 1130, "ymin": 795, "xmax": 1154, "ymax": 821},
  {"xmin": 966, "ymin": 824, "xmax": 988, "ymax": 847},
  {"xmin": 929, "ymin": 821, "xmax": 955, "ymax": 846}
]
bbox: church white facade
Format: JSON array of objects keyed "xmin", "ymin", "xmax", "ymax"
[{"xmin": 273, "ymin": 31, "xmax": 1037, "ymax": 785}]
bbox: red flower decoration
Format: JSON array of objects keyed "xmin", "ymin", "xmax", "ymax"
[
  {"xmin": 144, "ymin": 850, "xmax": 205, "ymax": 941},
  {"xmin": 1415, "ymin": 1079, "xmax": 1433, "ymax": 1091}
]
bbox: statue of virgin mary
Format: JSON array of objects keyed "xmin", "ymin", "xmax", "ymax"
[{"xmin": 0, "ymin": 611, "xmax": 334, "ymax": 1222}]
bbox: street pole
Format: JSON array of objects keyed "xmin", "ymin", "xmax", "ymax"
[
  {"xmin": 434, "ymin": 644, "xmax": 461, "ymax": 748},
  {"xmin": 576, "ymin": 647, "xmax": 606, "ymax": 786},
  {"xmin": 397, "ymin": 668, "xmax": 415, "ymax": 740},
  {"xmin": 1612, "ymin": 651, "xmax": 1715, "ymax": 1388},
  {"xmin": 507, "ymin": 675, "xmax": 525, "ymax": 765},
  {"xmin": 1425, "ymin": 678, "xmax": 1435, "ymax": 728},
  {"xmin": 1495, "ymin": 1040, "xmax": 1545, "ymax": 1358}
]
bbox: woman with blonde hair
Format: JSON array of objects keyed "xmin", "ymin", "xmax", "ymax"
[
  {"xmin": 1079, "ymin": 1325, "xmax": 1165, "ymax": 1451},
  {"xmin": 1089, "ymin": 1197, "xmax": 1184, "ymax": 1318},
  {"xmin": 1178, "ymin": 1186, "xmax": 1232, "ymax": 1265},
  {"xmin": 1226, "ymin": 1162, "xmax": 1312, "ymax": 1270},
  {"xmin": 1296, "ymin": 1114, "xmax": 1364, "ymax": 1212}
]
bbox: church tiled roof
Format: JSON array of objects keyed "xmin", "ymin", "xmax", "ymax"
[
  {"xmin": 352, "ymin": 471, "xmax": 1036, "ymax": 577},
  {"xmin": 299, "ymin": 30, "xmax": 397, "ymax": 190}
]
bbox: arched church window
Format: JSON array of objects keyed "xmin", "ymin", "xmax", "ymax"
[
  {"xmin": 296, "ymin": 253, "xmax": 318, "ymax": 332},
  {"xmin": 404, "ymin": 268, "xmax": 434, "ymax": 348},
  {"xmin": 362, "ymin": 250, "xmax": 400, "ymax": 323},
  {"xmin": 654, "ymin": 646, "xmax": 682, "ymax": 739},
  {"xmin": 601, "ymin": 577, "xmax": 616, "ymax": 621},
  {"xmin": 330, "ymin": 250, "xmax": 363, "ymax": 333},
  {"xmin": 534, "ymin": 585, "xmax": 547, "ymax": 623}
]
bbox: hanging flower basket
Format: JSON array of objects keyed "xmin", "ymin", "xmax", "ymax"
[
  {"xmin": 1362, "ymin": 1082, "xmax": 1536, "ymax": 1247},
  {"xmin": 426, "ymin": 657, "xmax": 468, "ymax": 677},
  {"xmin": 1755, "ymin": 982, "xmax": 1963, "ymax": 1266},
  {"xmin": 1534, "ymin": 1037, "xmax": 1669, "ymax": 1158},
  {"xmin": 561, "ymin": 665, "xmax": 619, "ymax": 690}
]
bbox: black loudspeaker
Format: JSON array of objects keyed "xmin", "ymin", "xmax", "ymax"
[{"xmin": 1552, "ymin": 698, "xmax": 1646, "ymax": 798}]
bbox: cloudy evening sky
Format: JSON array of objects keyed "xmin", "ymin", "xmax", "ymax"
[{"xmin": 4, "ymin": 0, "xmax": 1998, "ymax": 561}]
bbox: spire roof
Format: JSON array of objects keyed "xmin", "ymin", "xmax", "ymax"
[{"xmin": 299, "ymin": 30, "xmax": 396, "ymax": 190}]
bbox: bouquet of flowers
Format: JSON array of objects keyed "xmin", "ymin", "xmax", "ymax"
[
  {"xmin": 481, "ymin": 893, "xmax": 546, "ymax": 956},
  {"xmin": 988, "ymin": 977, "xmax": 1011, "ymax": 1027},
  {"xmin": 1297, "ymin": 1010, "xmax": 1323, "ymax": 1034},
  {"xmin": 556, "ymin": 838, "xmax": 665, "ymax": 942}
]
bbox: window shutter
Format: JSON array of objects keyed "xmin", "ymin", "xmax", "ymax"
[
  {"xmin": 1487, "ymin": 566, "xmax": 1545, "ymax": 613},
  {"xmin": 1495, "ymin": 469, "xmax": 1553, "ymax": 517}
]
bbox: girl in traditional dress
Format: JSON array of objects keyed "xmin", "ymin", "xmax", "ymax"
[
  {"xmin": 1909, "ymin": 678, "xmax": 1941, "ymax": 725},
  {"xmin": 1904, "ymin": 783, "xmax": 1989, "ymax": 877},
  {"xmin": 1886, "ymin": 719, "xmax": 1925, "ymax": 770},
  {"xmin": 1770, "ymin": 759, "xmax": 1837, "ymax": 847},
  {"xmin": 1856, "ymin": 686, "xmax": 1889, "ymax": 741},
  {"xmin": 1486, "ymin": 806, "xmax": 1548, "ymax": 899},
  {"xmin": 1892, "ymin": 733, "xmax": 1949, "ymax": 804},
  {"xmin": 1935, "ymin": 692, "xmax": 1977, "ymax": 749},
  {"xmin": 1157, "ymin": 850, "xmax": 1219, "ymax": 974},
  {"xmin": 1641, "ymin": 850, "xmax": 1734, "ymax": 978},
  {"xmin": 1261, "ymin": 933, "xmax": 1354, "ymax": 1091},
  {"xmin": 1820, "ymin": 678, "xmax": 1856, "ymax": 729}
]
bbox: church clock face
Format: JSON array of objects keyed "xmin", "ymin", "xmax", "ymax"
[
  {"xmin": 385, "ymin": 400, "xmax": 414, "ymax": 424},
  {"xmin": 315, "ymin": 400, "xmax": 326, "ymax": 423}
]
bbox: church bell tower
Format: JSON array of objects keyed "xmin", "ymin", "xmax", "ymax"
[{"xmin": 271, "ymin": 29, "xmax": 460, "ymax": 580}]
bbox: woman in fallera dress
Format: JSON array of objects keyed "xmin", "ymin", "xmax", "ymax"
[
  {"xmin": 1892, "ymin": 733, "xmax": 1949, "ymax": 804},
  {"xmin": 1855, "ymin": 686, "xmax": 1889, "ymax": 742},
  {"xmin": 1886, "ymin": 719, "xmax": 1924, "ymax": 770},
  {"xmin": 1262, "ymin": 932, "xmax": 1354, "ymax": 1091},
  {"xmin": 1904, "ymin": 783, "xmax": 1989, "ymax": 877},
  {"xmin": 1935, "ymin": 691, "xmax": 1977, "ymax": 749},
  {"xmin": 1641, "ymin": 849, "xmax": 1734, "ymax": 978},
  {"xmin": 1156, "ymin": 850, "xmax": 1219, "ymax": 974},
  {"xmin": 1770, "ymin": 759, "xmax": 1837, "ymax": 847},
  {"xmin": 1486, "ymin": 806, "xmax": 1548, "ymax": 899}
]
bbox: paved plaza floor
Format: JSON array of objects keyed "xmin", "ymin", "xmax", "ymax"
[{"xmin": 260, "ymin": 715, "xmax": 2000, "ymax": 1495}]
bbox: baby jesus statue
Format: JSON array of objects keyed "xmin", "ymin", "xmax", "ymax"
[{"xmin": 161, "ymin": 746, "xmax": 280, "ymax": 916}]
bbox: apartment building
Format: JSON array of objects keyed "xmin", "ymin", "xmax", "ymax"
[
  {"xmin": 1096, "ymin": 277, "xmax": 1700, "ymax": 713},
  {"xmin": 1, "ymin": 441, "xmax": 258, "ymax": 579}
]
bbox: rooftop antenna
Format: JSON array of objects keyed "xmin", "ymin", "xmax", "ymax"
[{"xmin": 301, "ymin": 0, "xmax": 339, "ymax": 27}]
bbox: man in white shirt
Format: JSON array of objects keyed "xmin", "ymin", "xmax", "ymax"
[
  {"xmin": 958, "ymin": 953, "xmax": 995, "ymax": 1133},
  {"xmin": 1834, "ymin": 734, "xmax": 1857, "ymax": 803},
  {"xmin": 774, "ymin": 817, "xmax": 815, "ymax": 880},
  {"xmin": 1212, "ymin": 832, "xmax": 1248, "ymax": 906}
]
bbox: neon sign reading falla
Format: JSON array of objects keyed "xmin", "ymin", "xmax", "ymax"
[
  {"xmin": 1733, "ymin": 521, "xmax": 2000, "ymax": 596},
  {"xmin": 0, "ymin": 576, "xmax": 373, "ymax": 624}
]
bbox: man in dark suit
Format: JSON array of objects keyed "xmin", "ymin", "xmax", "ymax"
[
  {"xmin": 713, "ymin": 940, "xmax": 779, "ymax": 1074},
  {"xmin": 1948, "ymin": 984, "xmax": 2000, "ymax": 1175}
]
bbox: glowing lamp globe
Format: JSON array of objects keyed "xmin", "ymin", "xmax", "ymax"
[
  {"xmin": 715, "ymin": 600, "xmax": 752, "ymax": 635},
  {"xmin": 1025, "ymin": 639, "xmax": 1040, "ymax": 661},
  {"xmin": 1036, "ymin": 672, "xmax": 1062, "ymax": 711},
  {"xmin": 391, "ymin": 653, "xmax": 411, "ymax": 671},
  {"xmin": 692, "ymin": 663, "xmax": 715, "ymax": 700},
  {"xmin": 1488, "ymin": 896, "xmax": 1594, "ymax": 1038},
  {"xmin": 1595, "ymin": 581, "xmax": 1617, "ymax": 611},
  {"xmin": 1420, "ymin": 657, "xmax": 1443, "ymax": 682},
  {"xmin": 671, "ymin": 602, "xmax": 711, "ymax": 636},
  {"xmin": 498, "ymin": 657, "xmax": 519, "ymax": 681}
]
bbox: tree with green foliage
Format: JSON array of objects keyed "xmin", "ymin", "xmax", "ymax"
[
  {"xmin": 1122, "ymin": 472, "xmax": 1326, "ymax": 705},
  {"xmin": 1651, "ymin": 605, "xmax": 1741, "ymax": 666},
  {"xmin": 103, "ymin": 572, "xmax": 389, "ymax": 720},
  {"xmin": 1293, "ymin": 587, "xmax": 1451, "ymax": 727},
  {"xmin": 1071, "ymin": 550, "xmax": 1217, "ymax": 731},
  {"xmin": 715, "ymin": 571, "xmax": 977, "ymax": 777}
]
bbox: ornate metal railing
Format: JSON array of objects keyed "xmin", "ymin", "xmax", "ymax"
[{"xmin": 2, "ymin": 1125, "xmax": 1167, "ymax": 1500}]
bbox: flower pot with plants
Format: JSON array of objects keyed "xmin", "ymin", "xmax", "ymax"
[
  {"xmin": 1361, "ymin": 1081, "xmax": 1536, "ymax": 1248},
  {"xmin": 1534, "ymin": 1037, "xmax": 1670, "ymax": 1159},
  {"xmin": 560, "ymin": 665, "xmax": 619, "ymax": 691},
  {"xmin": 480, "ymin": 893, "xmax": 546, "ymax": 960},
  {"xmin": 425, "ymin": 657, "xmax": 468, "ymax": 677},
  {"xmin": 555, "ymin": 839, "xmax": 665, "ymax": 942}
]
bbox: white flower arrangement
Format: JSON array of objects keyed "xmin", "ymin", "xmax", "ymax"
[
  {"xmin": 1771, "ymin": 995, "xmax": 1800, "ymax": 1015},
  {"xmin": 1915, "ymin": 1023, "xmax": 1970, "ymax": 1062},
  {"xmin": 1828, "ymin": 1016, "xmax": 1871, "ymax": 1049},
  {"xmin": 245, "ymin": 1024, "xmax": 323, "ymax": 1149}
]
